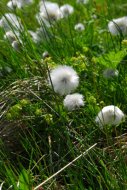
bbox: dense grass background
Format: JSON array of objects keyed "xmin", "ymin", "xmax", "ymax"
[{"xmin": 1, "ymin": 0, "xmax": 127, "ymax": 189}]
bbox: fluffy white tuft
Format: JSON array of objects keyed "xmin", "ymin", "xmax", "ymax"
[
  {"xmin": 7, "ymin": 0, "xmax": 33, "ymax": 9},
  {"xmin": 11, "ymin": 40, "xmax": 21, "ymax": 51},
  {"xmin": 42, "ymin": 51, "xmax": 49, "ymax": 58},
  {"xmin": 60, "ymin": 4, "xmax": 74, "ymax": 18},
  {"xmin": 37, "ymin": 2, "xmax": 75, "ymax": 25},
  {"xmin": 37, "ymin": 1, "xmax": 61, "ymax": 26},
  {"xmin": 74, "ymin": 23, "xmax": 85, "ymax": 31},
  {"xmin": 7, "ymin": 0, "xmax": 21, "ymax": 9},
  {"xmin": 0, "ymin": 13, "xmax": 22, "ymax": 32},
  {"xmin": 108, "ymin": 16, "xmax": 127, "ymax": 35},
  {"xmin": 4, "ymin": 31, "xmax": 17, "ymax": 43},
  {"xmin": 63, "ymin": 93, "xmax": 84, "ymax": 111},
  {"xmin": 76, "ymin": 0, "xmax": 89, "ymax": 4},
  {"xmin": 28, "ymin": 26, "xmax": 50, "ymax": 43},
  {"xmin": 95, "ymin": 105, "xmax": 125, "ymax": 127},
  {"xmin": 28, "ymin": 30, "xmax": 39, "ymax": 43},
  {"xmin": 49, "ymin": 65, "xmax": 79, "ymax": 95}
]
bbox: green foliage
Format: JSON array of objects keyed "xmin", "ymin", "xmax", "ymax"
[
  {"xmin": 1, "ymin": 0, "xmax": 127, "ymax": 189},
  {"xmin": 97, "ymin": 50, "xmax": 127, "ymax": 68},
  {"xmin": 18, "ymin": 169, "xmax": 33, "ymax": 190}
]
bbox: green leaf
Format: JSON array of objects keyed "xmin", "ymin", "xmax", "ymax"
[
  {"xmin": 18, "ymin": 169, "xmax": 32, "ymax": 190},
  {"xmin": 97, "ymin": 50, "xmax": 126, "ymax": 68}
]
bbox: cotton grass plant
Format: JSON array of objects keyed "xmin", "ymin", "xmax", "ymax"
[
  {"xmin": 48, "ymin": 65, "xmax": 79, "ymax": 95},
  {"xmin": 1, "ymin": 0, "xmax": 127, "ymax": 189}
]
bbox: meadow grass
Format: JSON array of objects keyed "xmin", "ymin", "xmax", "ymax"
[{"xmin": 1, "ymin": 0, "xmax": 127, "ymax": 189}]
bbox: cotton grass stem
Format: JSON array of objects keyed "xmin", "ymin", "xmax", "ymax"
[{"xmin": 34, "ymin": 143, "xmax": 97, "ymax": 190}]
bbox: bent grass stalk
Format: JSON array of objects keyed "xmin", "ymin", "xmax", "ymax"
[{"xmin": 34, "ymin": 143, "xmax": 97, "ymax": 190}]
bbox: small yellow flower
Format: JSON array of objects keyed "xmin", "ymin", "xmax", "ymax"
[
  {"xmin": 6, "ymin": 104, "xmax": 22, "ymax": 120},
  {"xmin": 6, "ymin": 113, "xmax": 12, "ymax": 120},
  {"xmin": 35, "ymin": 109, "xmax": 42, "ymax": 116},
  {"xmin": 44, "ymin": 57, "xmax": 52, "ymax": 63},
  {"xmin": 99, "ymin": 101, "xmax": 105, "ymax": 106},
  {"xmin": 122, "ymin": 39, "xmax": 127, "ymax": 45},
  {"xmin": 10, "ymin": 104, "xmax": 22, "ymax": 112},
  {"xmin": 44, "ymin": 114, "xmax": 53, "ymax": 125},
  {"xmin": 20, "ymin": 99, "xmax": 30, "ymax": 106},
  {"xmin": 91, "ymin": 57, "xmax": 97, "ymax": 64},
  {"xmin": 70, "ymin": 57, "xmax": 77, "ymax": 61},
  {"xmin": 87, "ymin": 95, "xmax": 96, "ymax": 104},
  {"xmin": 83, "ymin": 46, "xmax": 89, "ymax": 53}
]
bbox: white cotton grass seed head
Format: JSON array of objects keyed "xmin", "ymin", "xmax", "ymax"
[
  {"xmin": 42, "ymin": 51, "xmax": 49, "ymax": 59},
  {"xmin": 37, "ymin": 1, "xmax": 61, "ymax": 25},
  {"xmin": 36, "ymin": 27, "xmax": 51, "ymax": 41},
  {"xmin": 11, "ymin": 40, "xmax": 21, "ymax": 51},
  {"xmin": 103, "ymin": 68, "xmax": 119, "ymax": 78},
  {"xmin": 0, "ymin": 13, "xmax": 22, "ymax": 32},
  {"xmin": 7, "ymin": 0, "xmax": 19, "ymax": 9},
  {"xmin": 4, "ymin": 31, "xmax": 17, "ymax": 43},
  {"xmin": 64, "ymin": 93, "xmax": 84, "ymax": 111},
  {"xmin": 28, "ymin": 30, "xmax": 39, "ymax": 43},
  {"xmin": 76, "ymin": 0, "xmax": 89, "ymax": 4},
  {"xmin": 28, "ymin": 26, "xmax": 50, "ymax": 43},
  {"xmin": 39, "ymin": 1, "xmax": 59, "ymax": 13},
  {"xmin": 49, "ymin": 65, "xmax": 79, "ymax": 95},
  {"xmin": 74, "ymin": 23, "xmax": 85, "ymax": 31},
  {"xmin": 60, "ymin": 4, "xmax": 74, "ymax": 18},
  {"xmin": 108, "ymin": 16, "xmax": 127, "ymax": 35},
  {"xmin": 7, "ymin": 0, "xmax": 33, "ymax": 9},
  {"xmin": 95, "ymin": 105, "xmax": 125, "ymax": 127}
]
